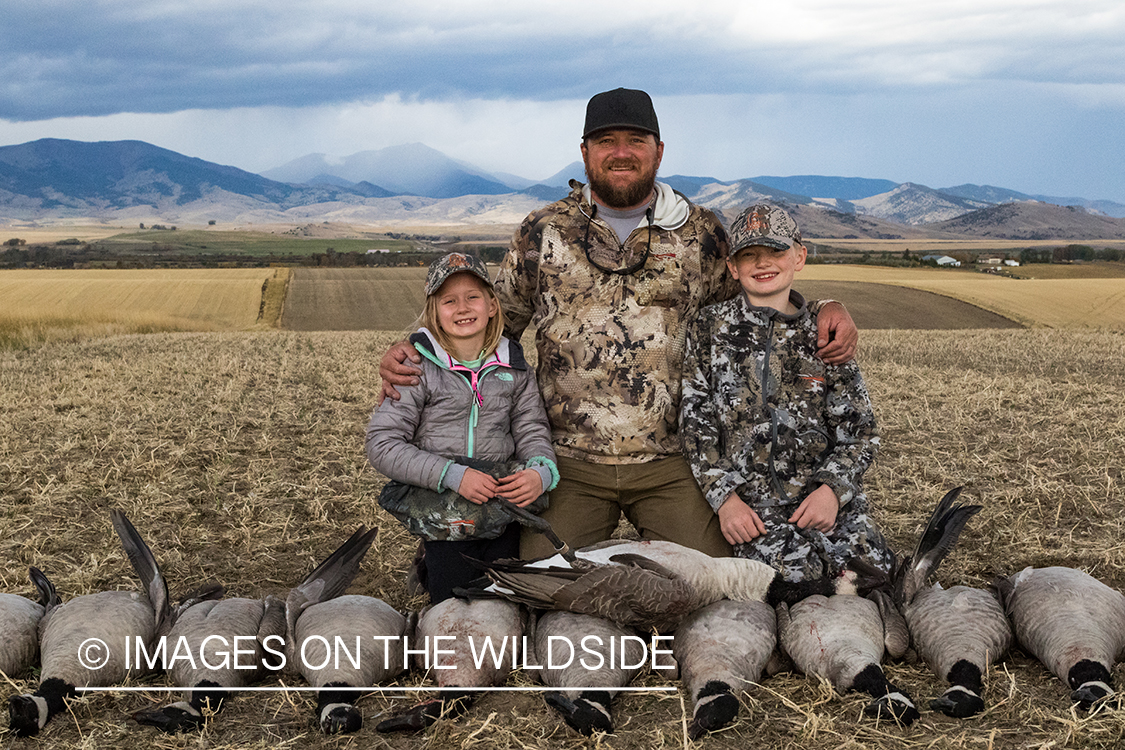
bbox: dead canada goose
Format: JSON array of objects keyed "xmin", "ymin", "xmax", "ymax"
[
  {"xmin": 997, "ymin": 565, "xmax": 1125, "ymax": 709},
  {"xmin": 776, "ymin": 589, "xmax": 919, "ymax": 725},
  {"xmin": 894, "ymin": 487, "xmax": 1011, "ymax": 718},
  {"xmin": 0, "ymin": 569, "xmax": 57, "ymax": 679},
  {"xmin": 8, "ymin": 510, "xmax": 171, "ymax": 737},
  {"xmin": 469, "ymin": 539, "xmax": 867, "ymax": 633},
  {"xmin": 283, "ymin": 526, "xmax": 402, "ymax": 734},
  {"xmin": 526, "ymin": 611, "xmax": 646, "ymax": 736},
  {"xmin": 132, "ymin": 594, "xmax": 287, "ymax": 732},
  {"xmin": 376, "ymin": 597, "xmax": 523, "ymax": 733},
  {"xmin": 673, "ymin": 598, "xmax": 778, "ymax": 739},
  {"xmin": 291, "ymin": 593, "xmax": 408, "ymax": 733}
]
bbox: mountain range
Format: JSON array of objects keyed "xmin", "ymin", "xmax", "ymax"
[{"xmin": 3, "ymin": 139, "xmax": 1125, "ymax": 240}]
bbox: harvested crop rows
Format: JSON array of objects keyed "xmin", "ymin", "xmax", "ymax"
[
  {"xmin": 2, "ymin": 328, "xmax": 1124, "ymax": 749},
  {"xmin": 801, "ymin": 265, "xmax": 1125, "ymax": 328},
  {"xmin": 281, "ymin": 268, "xmax": 428, "ymax": 332},
  {"xmin": 280, "ymin": 267, "xmax": 1027, "ymax": 332}
]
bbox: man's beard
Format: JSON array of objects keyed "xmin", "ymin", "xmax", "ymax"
[{"xmin": 585, "ymin": 159, "xmax": 658, "ymax": 209}]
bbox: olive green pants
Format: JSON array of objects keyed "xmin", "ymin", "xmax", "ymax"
[{"xmin": 520, "ymin": 454, "xmax": 731, "ymax": 559}]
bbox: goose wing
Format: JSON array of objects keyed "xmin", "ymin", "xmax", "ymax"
[{"xmin": 484, "ymin": 558, "xmax": 697, "ymax": 632}]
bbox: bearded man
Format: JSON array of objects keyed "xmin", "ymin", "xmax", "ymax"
[{"xmin": 379, "ymin": 88, "xmax": 857, "ymax": 559}]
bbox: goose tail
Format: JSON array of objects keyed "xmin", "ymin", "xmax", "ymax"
[
  {"xmin": 893, "ymin": 487, "xmax": 982, "ymax": 605},
  {"xmin": 110, "ymin": 509, "xmax": 172, "ymax": 633},
  {"xmin": 286, "ymin": 526, "xmax": 379, "ymax": 632},
  {"xmin": 28, "ymin": 566, "xmax": 59, "ymax": 609}
]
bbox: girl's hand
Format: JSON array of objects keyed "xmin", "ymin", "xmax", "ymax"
[
  {"xmin": 789, "ymin": 484, "xmax": 839, "ymax": 532},
  {"xmin": 717, "ymin": 493, "xmax": 766, "ymax": 545},
  {"xmin": 457, "ymin": 468, "xmax": 499, "ymax": 505},
  {"xmin": 495, "ymin": 469, "xmax": 544, "ymax": 508}
]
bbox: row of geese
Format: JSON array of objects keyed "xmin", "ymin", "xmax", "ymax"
[{"xmin": 3, "ymin": 490, "xmax": 1124, "ymax": 739}]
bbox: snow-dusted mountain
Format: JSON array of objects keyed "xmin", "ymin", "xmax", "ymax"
[
  {"xmin": 261, "ymin": 143, "xmax": 515, "ymax": 198},
  {"xmin": 3, "ymin": 139, "xmax": 1125, "ymax": 237}
]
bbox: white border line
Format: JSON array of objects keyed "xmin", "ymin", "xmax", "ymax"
[{"xmin": 76, "ymin": 686, "xmax": 677, "ymax": 693}]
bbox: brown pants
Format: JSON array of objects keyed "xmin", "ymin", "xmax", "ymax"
[{"xmin": 520, "ymin": 454, "xmax": 731, "ymax": 559}]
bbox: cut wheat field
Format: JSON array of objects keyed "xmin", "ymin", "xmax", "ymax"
[
  {"xmin": 1, "ymin": 327, "xmax": 1123, "ymax": 749},
  {"xmin": 801, "ymin": 265, "xmax": 1125, "ymax": 328},
  {"xmin": 0, "ymin": 268, "xmax": 289, "ymax": 348}
]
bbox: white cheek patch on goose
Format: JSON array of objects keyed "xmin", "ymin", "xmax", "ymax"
[
  {"xmin": 30, "ymin": 696, "xmax": 49, "ymax": 730},
  {"xmin": 1076, "ymin": 681, "xmax": 1114, "ymax": 697},
  {"xmin": 581, "ymin": 699, "xmax": 612, "ymax": 722},
  {"xmin": 942, "ymin": 685, "xmax": 980, "ymax": 699},
  {"xmin": 320, "ymin": 703, "xmax": 356, "ymax": 723},
  {"xmin": 883, "ymin": 692, "xmax": 916, "ymax": 708},
  {"xmin": 167, "ymin": 700, "xmax": 202, "ymax": 717}
]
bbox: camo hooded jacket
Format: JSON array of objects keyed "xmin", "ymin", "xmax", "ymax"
[
  {"xmin": 493, "ymin": 180, "xmax": 741, "ymax": 464},
  {"xmin": 679, "ymin": 290, "xmax": 891, "ymax": 580},
  {"xmin": 680, "ymin": 290, "xmax": 879, "ymax": 512}
]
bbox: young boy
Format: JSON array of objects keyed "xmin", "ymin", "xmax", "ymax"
[{"xmin": 679, "ymin": 204, "xmax": 891, "ymax": 581}]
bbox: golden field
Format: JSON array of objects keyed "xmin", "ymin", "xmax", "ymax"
[
  {"xmin": 0, "ymin": 268, "xmax": 285, "ymax": 348},
  {"xmin": 801, "ymin": 265, "xmax": 1125, "ymax": 328}
]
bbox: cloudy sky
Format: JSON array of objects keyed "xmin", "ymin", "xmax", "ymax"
[{"xmin": 3, "ymin": 1, "xmax": 1123, "ymax": 201}]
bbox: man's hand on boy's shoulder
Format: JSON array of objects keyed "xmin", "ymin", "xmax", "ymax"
[
  {"xmin": 378, "ymin": 339, "xmax": 423, "ymax": 404},
  {"xmin": 815, "ymin": 301, "xmax": 858, "ymax": 365}
]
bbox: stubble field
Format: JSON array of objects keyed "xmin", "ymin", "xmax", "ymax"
[{"xmin": 2, "ymin": 324, "xmax": 1124, "ymax": 750}]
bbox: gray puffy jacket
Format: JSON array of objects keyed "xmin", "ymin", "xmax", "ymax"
[{"xmin": 365, "ymin": 330, "xmax": 558, "ymax": 538}]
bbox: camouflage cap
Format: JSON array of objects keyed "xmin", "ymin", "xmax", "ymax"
[
  {"xmin": 728, "ymin": 204, "xmax": 803, "ymax": 253},
  {"xmin": 424, "ymin": 252, "xmax": 493, "ymax": 296},
  {"xmin": 583, "ymin": 88, "xmax": 660, "ymax": 139}
]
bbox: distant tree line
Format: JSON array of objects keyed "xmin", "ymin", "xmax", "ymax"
[{"xmin": 1020, "ymin": 245, "xmax": 1123, "ymax": 263}]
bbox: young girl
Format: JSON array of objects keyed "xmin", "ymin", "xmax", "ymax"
[{"xmin": 365, "ymin": 252, "xmax": 558, "ymax": 602}]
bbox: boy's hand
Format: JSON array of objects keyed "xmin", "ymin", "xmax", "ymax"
[
  {"xmin": 495, "ymin": 469, "xmax": 544, "ymax": 508},
  {"xmin": 717, "ymin": 493, "xmax": 767, "ymax": 545},
  {"xmin": 815, "ymin": 301, "xmax": 858, "ymax": 365},
  {"xmin": 789, "ymin": 484, "xmax": 839, "ymax": 533},
  {"xmin": 456, "ymin": 468, "xmax": 499, "ymax": 505},
  {"xmin": 378, "ymin": 339, "xmax": 423, "ymax": 404}
]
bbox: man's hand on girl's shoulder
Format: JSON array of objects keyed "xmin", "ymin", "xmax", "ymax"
[{"xmin": 378, "ymin": 339, "xmax": 423, "ymax": 404}]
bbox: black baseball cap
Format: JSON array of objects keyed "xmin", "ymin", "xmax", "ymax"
[{"xmin": 583, "ymin": 88, "xmax": 660, "ymax": 140}]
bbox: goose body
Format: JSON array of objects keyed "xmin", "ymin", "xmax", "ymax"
[
  {"xmin": 903, "ymin": 584, "xmax": 1011, "ymax": 717},
  {"xmin": 673, "ymin": 599, "xmax": 777, "ymax": 739},
  {"xmin": 8, "ymin": 510, "xmax": 170, "ymax": 737},
  {"xmin": 777, "ymin": 592, "xmax": 918, "ymax": 724},
  {"xmin": 997, "ymin": 566, "xmax": 1125, "ymax": 708},
  {"xmin": 377, "ymin": 598, "xmax": 523, "ymax": 733},
  {"xmin": 283, "ymin": 526, "xmax": 381, "ymax": 734},
  {"xmin": 293, "ymin": 593, "xmax": 408, "ymax": 732},
  {"xmin": 475, "ymin": 539, "xmax": 859, "ymax": 632},
  {"xmin": 0, "ymin": 571, "xmax": 55, "ymax": 678},
  {"xmin": 133, "ymin": 594, "xmax": 286, "ymax": 732},
  {"xmin": 893, "ymin": 487, "xmax": 1010, "ymax": 717},
  {"xmin": 528, "ymin": 611, "xmax": 646, "ymax": 736}
]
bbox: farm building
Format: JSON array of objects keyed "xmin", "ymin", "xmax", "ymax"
[{"xmin": 922, "ymin": 254, "xmax": 961, "ymax": 266}]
